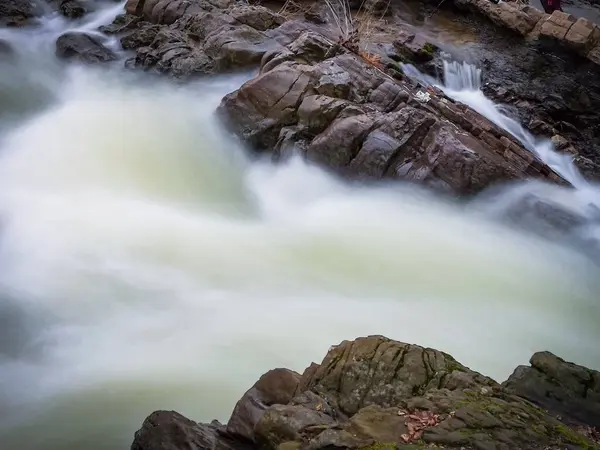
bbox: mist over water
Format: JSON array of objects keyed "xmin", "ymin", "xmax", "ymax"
[{"xmin": 0, "ymin": 7, "xmax": 599, "ymax": 450}]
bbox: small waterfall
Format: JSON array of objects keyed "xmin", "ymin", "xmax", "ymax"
[{"xmin": 402, "ymin": 60, "xmax": 597, "ymax": 190}]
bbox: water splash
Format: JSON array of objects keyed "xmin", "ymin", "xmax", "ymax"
[{"xmin": 403, "ymin": 60, "xmax": 592, "ymax": 188}]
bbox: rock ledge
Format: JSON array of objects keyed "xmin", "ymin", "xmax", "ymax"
[{"xmin": 131, "ymin": 336, "xmax": 600, "ymax": 450}]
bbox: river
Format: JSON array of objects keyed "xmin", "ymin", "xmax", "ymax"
[{"xmin": 0, "ymin": 3, "xmax": 599, "ymax": 450}]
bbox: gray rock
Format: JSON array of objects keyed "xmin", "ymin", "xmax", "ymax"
[
  {"xmin": 0, "ymin": 0, "xmax": 42, "ymax": 26},
  {"xmin": 59, "ymin": 0, "xmax": 86, "ymax": 19},
  {"xmin": 503, "ymin": 351, "xmax": 600, "ymax": 428},
  {"xmin": 55, "ymin": 32, "xmax": 117, "ymax": 63}
]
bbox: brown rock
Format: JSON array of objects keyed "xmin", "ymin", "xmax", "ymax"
[
  {"xmin": 227, "ymin": 368, "xmax": 301, "ymax": 442},
  {"xmin": 218, "ymin": 26, "xmax": 567, "ymax": 195},
  {"xmin": 564, "ymin": 18, "xmax": 600, "ymax": 52},
  {"xmin": 254, "ymin": 404, "xmax": 335, "ymax": 449},
  {"xmin": 539, "ymin": 10, "xmax": 576, "ymax": 40}
]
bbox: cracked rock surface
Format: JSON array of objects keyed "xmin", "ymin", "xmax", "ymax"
[{"xmin": 131, "ymin": 335, "xmax": 600, "ymax": 450}]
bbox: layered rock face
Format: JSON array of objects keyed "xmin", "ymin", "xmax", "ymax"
[
  {"xmin": 216, "ymin": 22, "xmax": 565, "ymax": 195},
  {"xmin": 131, "ymin": 336, "xmax": 600, "ymax": 450},
  {"xmin": 118, "ymin": 0, "xmax": 287, "ymax": 77}
]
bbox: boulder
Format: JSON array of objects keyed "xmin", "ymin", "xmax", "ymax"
[
  {"xmin": 218, "ymin": 26, "xmax": 566, "ymax": 195},
  {"xmin": 131, "ymin": 411, "xmax": 221, "ymax": 450},
  {"xmin": 503, "ymin": 351, "xmax": 600, "ymax": 428},
  {"xmin": 131, "ymin": 336, "xmax": 600, "ymax": 450},
  {"xmin": 55, "ymin": 32, "xmax": 118, "ymax": 63},
  {"xmin": 0, "ymin": 0, "xmax": 42, "ymax": 26}
]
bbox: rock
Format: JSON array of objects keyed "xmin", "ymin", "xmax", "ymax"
[
  {"xmin": 131, "ymin": 336, "xmax": 600, "ymax": 450},
  {"xmin": 392, "ymin": 30, "xmax": 438, "ymax": 63},
  {"xmin": 99, "ymin": 13, "xmax": 143, "ymax": 34},
  {"xmin": 59, "ymin": 0, "xmax": 86, "ymax": 19},
  {"xmin": 131, "ymin": 411, "xmax": 220, "ymax": 450},
  {"xmin": 503, "ymin": 351, "xmax": 600, "ymax": 428},
  {"xmin": 55, "ymin": 32, "xmax": 118, "ymax": 63},
  {"xmin": 218, "ymin": 27, "xmax": 566, "ymax": 195},
  {"xmin": 120, "ymin": 1, "xmax": 286, "ymax": 78},
  {"xmin": 0, "ymin": 0, "xmax": 42, "ymax": 26},
  {"xmin": 254, "ymin": 404, "xmax": 336, "ymax": 448},
  {"xmin": 227, "ymin": 368, "xmax": 301, "ymax": 442},
  {"xmin": 453, "ymin": 0, "xmax": 542, "ymax": 36},
  {"xmin": 297, "ymin": 336, "xmax": 496, "ymax": 416}
]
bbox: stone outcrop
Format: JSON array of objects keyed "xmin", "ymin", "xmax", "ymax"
[
  {"xmin": 131, "ymin": 336, "xmax": 600, "ymax": 450},
  {"xmin": 217, "ymin": 23, "xmax": 565, "ymax": 195},
  {"xmin": 503, "ymin": 351, "xmax": 600, "ymax": 429},
  {"xmin": 119, "ymin": 0, "xmax": 287, "ymax": 77}
]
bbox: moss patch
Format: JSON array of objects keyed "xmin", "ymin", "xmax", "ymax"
[
  {"xmin": 554, "ymin": 424, "xmax": 600, "ymax": 450},
  {"xmin": 358, "ymin": 442, "xmax": 398, "ymax": 450}
]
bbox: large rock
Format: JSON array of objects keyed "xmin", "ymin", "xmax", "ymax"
[
  {"xmin": 218, "ymin": 26, "xmax": 566, "ymax": 195},
  {"xmin": 55, "ymin": 32, "xmax": 118, "ymax": 63},
  {"xmin": 0, "ymin": 0, "xmax": 42, "ymax": 26},
  {"xmin": 131, "ymin": 336, "xmax": 600, "ymax": 450},
  {"xmin": 503, "ymin": 351, "xmax": 600, "ymax": 428}
]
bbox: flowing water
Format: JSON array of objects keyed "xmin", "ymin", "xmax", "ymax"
[{"xmin": 0, "ymin": 5, "xmax": 599, "ymax": 450}]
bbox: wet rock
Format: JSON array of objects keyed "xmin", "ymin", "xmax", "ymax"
[
  {"xmin": 218, "ymin": 26, "xmax": 566, "ymax": 195},
  {"xmin": 59, "ymin": 0, "xmax": 87, "ymax": 19},
  {"xmin": 393, "ymin": 30, "xmax": 438, "ymax": 63},
  {"xmin": 227, "ymin": 368, "xmax": 301, "ymax": 442},
  {"xmin": 0, "ymin": 0, "xmax": 42, "ymax": 26},
  {"xmin": 503, "ymin": 351, "xmax": 600, "ymax": 428},
  {"xmin": 56, "ymin": 32, "xmax": 118, "ymax": 63},
  {"xmin": 132, "ymin": 336, "xmax": 600, "ymax": 450}
]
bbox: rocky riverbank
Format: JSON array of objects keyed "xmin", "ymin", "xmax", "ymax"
[{"xmin": 130, "ymin": 335, "xmax": 600, "ymax": 450}]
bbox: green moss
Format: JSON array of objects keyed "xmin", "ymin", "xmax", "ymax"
[
  {"xmin": 358, "ymin": 443, "xmax": 398, "ymax": 450},
  {"xmin": 554, "ymin": 424, "xmax": 599, "ymax": 450},
  {"xmin": 422, "ymin": 43, "xmax": 436, "ymax": 55}
]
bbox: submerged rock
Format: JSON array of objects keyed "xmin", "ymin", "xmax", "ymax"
[
  {"xmin": 55, "ymin": 32, "xmax": 118, "ymax": 63},
  {"xmin": 131, "ymin": 336, "xmax": 600, "ymax": 450}
]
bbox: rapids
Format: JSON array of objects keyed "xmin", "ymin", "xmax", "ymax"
[{"xmin": 0, "ymin": 4, "xmax": 599, "ymax": 450}]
